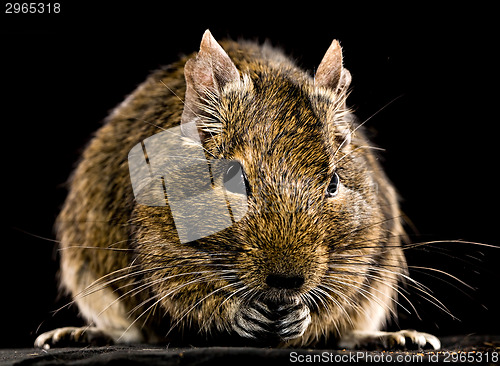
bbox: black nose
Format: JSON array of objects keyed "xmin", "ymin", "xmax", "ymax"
[{"xmin": 266, "ymin": 274, "xmax": 305, "ymax": 289}]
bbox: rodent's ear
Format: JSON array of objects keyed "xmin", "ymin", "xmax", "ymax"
[
  {"xmin": 181, "ymin": 30, "xmax": 240, "ymax": 142},
  {"xmin": 315, "ymin": 39, "xmax": 351, "ymax": 94}
]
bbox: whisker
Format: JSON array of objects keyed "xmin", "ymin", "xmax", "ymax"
[
  {"xmin": 159, "ymin": 80, "xmax": 187, "ymax": 107},
  {"xmin": 335, "ymin": 145, "xmax": 386, "ymax": 165},
  {"xmin": 118, "ymin": 273, "xmax": 221, "ymax": 341},
  {"xmin": 375, "ymin": 267, "xmax": 458, "ymax": 320},
  {"xmin": 402, "ymin": 239, "xmax": 499, "ymax": 251},
  {"xmin": 333, "ymin": 94, "xmax": 404, "ymax": 160},
  {"xmin": 409, "ymin": 265, "xmax": 474, "ymax": 290},
  {"xmin": 96, "ymin": 270, "xmax": 233, "ymax": 326},
  {"xmin": 166, "ymin": 281, "xmax": 237, "ymax": 337},
  {"xmin": 315, "ymin": 284, "xmax": 355, "ymax": 328},
  {"xmin": 322, "ymin": 275, "xmax": 403, "ymax": 319}
]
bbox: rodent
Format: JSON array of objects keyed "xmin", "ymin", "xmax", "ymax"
[{"xmin": 35, "ymin": 30, "xmax": 440, "ymax": 350}]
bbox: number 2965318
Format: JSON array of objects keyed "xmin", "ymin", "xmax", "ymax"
[{"xmin": 5, "ymin": 3, "xmax": 60, "ymax": 14}]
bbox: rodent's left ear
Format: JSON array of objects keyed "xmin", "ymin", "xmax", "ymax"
[{"xmin": 315, "ymin": 39, "xmax": 351, "ymax": 94}]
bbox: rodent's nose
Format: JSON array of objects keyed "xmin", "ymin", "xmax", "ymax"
[{"xmin": 266, "ymin": 274, "xmax": 305, "ymax": 290}]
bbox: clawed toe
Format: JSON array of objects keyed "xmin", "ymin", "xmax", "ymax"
[
  {"xmin": 34, "ymin": 327, "xmax": 114, "ymax": 349},
  {"xmin": 339, "ymin": 329, "xmax": 441, "ymax": 351}
]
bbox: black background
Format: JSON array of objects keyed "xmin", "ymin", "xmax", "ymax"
[{"xmin": 1, "ymin": 3, "xmax": 499, "ymax": 348}]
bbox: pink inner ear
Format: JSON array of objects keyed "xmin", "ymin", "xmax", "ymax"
[
  {"xmin": 315, "ymin": 39, "xmax": 343, "ymax": 90},
  {"xmin": 195, "ymin": 30, "xmax": 239, "ymax": 93},
  {"xmin": 191, "ymin": 59, "xmax": 216, "ymax": 94}
]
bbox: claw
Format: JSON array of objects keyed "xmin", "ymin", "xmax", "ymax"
[
  {"xmin": 35, "ymin": 327, "xmax": 115, "ymax": 349},
  {"xmin": 339, "ymin": 329, "xmax": 441, "ymax": 350}
]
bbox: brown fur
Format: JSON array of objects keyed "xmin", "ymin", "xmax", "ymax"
[{"xmin": 36, "ymin": 31, "xmax": 440, "ymax": 349}]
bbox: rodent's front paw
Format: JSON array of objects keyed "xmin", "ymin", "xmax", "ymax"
[
  {"xmin": 233, "ymin": 299, "xmax": 311, "ymax": 342},
  {"xmin": 34, "ymin": 326, "xmax": 114, "ymax": 349},
  {"xmin": 338, "ymin": 329, "xmax": 441, "ymax": 350}
]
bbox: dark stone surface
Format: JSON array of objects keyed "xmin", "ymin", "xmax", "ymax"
[{"xmin": 1, "ymin": 335, "xmax": 499, "ymax": 365}]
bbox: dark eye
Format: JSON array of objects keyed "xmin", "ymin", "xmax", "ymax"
[
  {"xmin": 223, "ymin": 161, "xmax": 250, "ymax": 196},
  {"xmin": 326, "ymin": 172, "xmax": 340, "ymax": 197}
]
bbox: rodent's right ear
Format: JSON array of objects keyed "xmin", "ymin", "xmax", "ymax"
[
  {"xmin": 315, "ymin": 39, "xmax": 351, "ymax": 95},
  {"xmin": 181, "ymin": 30, "xmax": 240, "ymax": 142}
]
